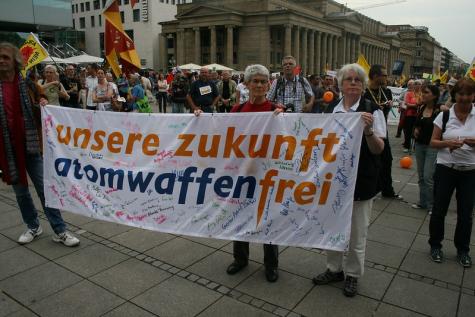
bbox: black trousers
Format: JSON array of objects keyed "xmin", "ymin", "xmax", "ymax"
[
  {"xmin": 157, "ymin": 92, "xmax": 168, "ymax": 113},
  {"xmin": 233, "ymin": 241, "xmax": 278, "ymax": 269},
  {"xmin": 429, "ymin": 164, "xmax": 475, "ymax": 253},
  {"xmin": 380, "ymin": 137, "xmax": 396, "ymax": 196}
]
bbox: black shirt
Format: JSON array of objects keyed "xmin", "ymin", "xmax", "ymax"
[
  {"xmin": 189, "ymin": 79, "xmax": 218, "ymax": 110},
  {"xmin": 61, "ymin": 76, "xmax": 81, "ymax": 107},
  {"xmin": 414, "ymin": 105, "xmax": 439, "ymax": 145}
]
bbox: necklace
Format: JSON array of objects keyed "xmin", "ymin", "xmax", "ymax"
[{"xmin": 367, "ymin": 87, "xmax": 388, "ymax": 107}]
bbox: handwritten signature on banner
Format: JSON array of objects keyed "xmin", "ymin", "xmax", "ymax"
[{"xmin": 42, "ymin": 107, "xmax": 364, "ymax": 251}]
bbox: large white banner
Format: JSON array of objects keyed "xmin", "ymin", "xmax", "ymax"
[{"xmin": 42, "ymin": 106, "xmax": 364, "ymax": 251}]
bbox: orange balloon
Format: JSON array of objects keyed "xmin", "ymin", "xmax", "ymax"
[
  {"xmin": 400, "ymin": 156, "xmax": 413, "ymax": 169},
  {"xmin": 323, "ymin": 91, "xmax": 334, "ymax": 103}
]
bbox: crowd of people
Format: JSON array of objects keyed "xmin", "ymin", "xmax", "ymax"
[{"xmin": 1, "ymin": 40, "xmax": 474, "ymax": 299}]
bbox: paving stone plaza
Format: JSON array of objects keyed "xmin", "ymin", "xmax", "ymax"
[{"xmin": 1, "ymin": 126, "xmax": 474, "ymax": 317}]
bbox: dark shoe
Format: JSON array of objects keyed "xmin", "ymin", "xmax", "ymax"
[
  {"xmin": 226, "ymin": 261, "xmax": 248, "ymax": 275},
  {"xmin": 457, "ymin": 253, "xmax": 472, "ymax": 268},
  {"xmin": 430, "ymin": 248, "xmax": 443, "ymax": 263},
  {"xmin": 312, "ymin": 269, "xmax": 344, "ymax": 285},
  {"xmin": 265, "ymin": 268, "xmax": 279, "ymax": 282},
  {"xmin": 343, "ymin": 276, "xmax": 358, "ymax": 297},
  {"xmin": 395, "ymin": 134, "xmax": 401, "ymax": 138}
]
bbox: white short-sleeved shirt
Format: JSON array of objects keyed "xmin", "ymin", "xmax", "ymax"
[
  {"xmin": 85, "ymin": 76, "xmax": 98, "ymax": 108},
  {"xmin": 332, "ymin": 97, "xmax": 387, "ymax": 138},
  {"xmin": 433, "ymin": 104, "xmax": 475, "ymax": 165}
]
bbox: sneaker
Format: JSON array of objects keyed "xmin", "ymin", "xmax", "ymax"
[
  {"xmin": 411, "ymin": 204, "xmax": 425, "ymax": 209},
  {"xmin": 312, "ymin": 269, "xmax": 344, "ymax": 285},
  {"xmin": 382, "ymin": 193, "xmax": 403, "ymax": 200},
  {"xmin": 430, "ymin": 248, "xmax": 443, "ymax": 263},
  {"xmin": 52, "ymin": 231, "xmax": 80, "ymax": 247},
  {"xmin": 18, "ymin": 226, "xmax": 43, "ymax": 244},
  {"xmin": 457, "ymin": 253, "xmax": 472, "ymax": 268},
  {"xmin": 428, "ymin": 210, "xmax": 432, "ymax": 215},
  {"xmin": 343, "ymin": 276, "xmax": 358, "ymax": 297},
  {"xmin": 403, "ymin": 149, "xmax": 409, "ymax": 153}
]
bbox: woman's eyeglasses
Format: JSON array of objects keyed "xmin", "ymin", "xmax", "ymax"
[
  {"xmin": 343, "ymin": 77, "xmax": 362, "ymax": 83},
  {"xmin": 251, "ymin": 79, "xmax": 268, "ymax": 85}
]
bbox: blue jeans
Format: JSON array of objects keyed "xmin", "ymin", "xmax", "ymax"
[
  {"xmin": 414, "ymin": 143, "xmax": 437, "ymax": 209},
  {"xmin": 12, "ymin": 153, "xmax": 66, "ymax": 234},
  {"xmin": 171, "ymin": 102, "xmax": 185, "ymax": 113}
]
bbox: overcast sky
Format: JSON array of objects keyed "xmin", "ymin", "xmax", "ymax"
[{"xmin": 334, "ymin": 0, "xmax": 473, "ymax": 63}]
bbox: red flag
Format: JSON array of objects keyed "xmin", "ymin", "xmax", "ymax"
[
  {"xmin": 103, "ymin": 0, "xmax": 141, "ymax": 77},
  {"xmin": 131, "ymin": 0, "xmax": 138, "ymax": 8},
  {"xmin": 293, "ymin": 65, "xmax": 301, "ymax": 75}
]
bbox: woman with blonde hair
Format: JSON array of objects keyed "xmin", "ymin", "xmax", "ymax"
[{"xmin": 38, "ymin": 65, "xmax": 69, "ymax": 106}]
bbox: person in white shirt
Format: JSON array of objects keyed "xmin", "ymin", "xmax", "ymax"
[
  {"xmin": 428, "ymin": 78, "xmax": 475, "ymax": 268},
  {"xmin": 85, "ymin": 63, "xmax": 98, "ymax": 110}
]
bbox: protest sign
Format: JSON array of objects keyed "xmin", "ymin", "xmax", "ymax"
[
  {"xmin": 387, "ymin": 86, "xmax": 404, "ymax": 125},
  {"xmin": 42, "ymin": 107, "xmax": 364, "ymax": 251}
]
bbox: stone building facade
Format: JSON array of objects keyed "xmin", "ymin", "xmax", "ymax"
[{"xmin": 159, "ymin": 0, "xmax": 417, "ymax": 77}]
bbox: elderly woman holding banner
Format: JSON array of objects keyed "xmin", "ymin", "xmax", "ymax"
[
  {"xmin": 313, "ymin": 63, "xmax": 385, "ymax": 297},
  {"xmin": 194, "ymin": 65, "xmax": 283, "ymax": 282}
]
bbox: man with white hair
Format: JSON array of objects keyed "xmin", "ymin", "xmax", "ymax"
[
  {"xmin": 0, "ymin": 42, "xmax": 80, "ymax": 246},
  {"xmin": 216, "ymin": 70, "xmax": 237, "ymax": 112}
]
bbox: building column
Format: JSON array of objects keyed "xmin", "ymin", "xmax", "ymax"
[
  {"xmin": 284, "ymin": 24, "xmax": 292, "ymax": 57},
  {"xmin": 340, "ymin": 32, "xmax": 346, "ymax": 65},
  {"xmin": 356, "ymin": 36, "xmax": 361, "ymax": 60},
  {"xmin": 293, "ymin": 26, "xmax": 300, "ymax": 64},
  {"xmin": 159, "ymin": 33, "xmax": 168, "ymax": 70},
  {"xmin": 345, "ymin": 34, "xmax": 351, "ymax": 64},
  {"xmin": 301, "ymin": 28, "xmax": 308, "ymax": 74},
  {"xmin": 332, "ymin": 35, "xmax": 338, "ymax": 69},
  {"xmin": 321, "ymin": 32, "xmax": 327, "ymax": 73},
  {"xmin": 177, "ymin": 29, "xmax": 185, "ymax": 65},
  {"xmin": 308, "ymin": 29, "xmax": 315, "ymax": 74},
  {"xmin": 210, "ymin": 25, "xmax": 216, "ymax": 63},
  {"xmin": 226, "ymin": 25, "xmax": 233, "ymax": 67},
  {"xmin": 315, "ymin": 31, "xmax": 321, "ymax": 75},
  {"xmin": 350, "ymin": 36, "xmax": 356, "ymax": 63},
  {"xmin": 260, "ymin": 26, "xmax": 270, "ymax": 67},
  {"xmin": 327, "ymin": 34, "xmax": 333, "ymax": 71},
  {"xmin": 193, "ymin": 27, "xmax": 200, "ymax": 64}
]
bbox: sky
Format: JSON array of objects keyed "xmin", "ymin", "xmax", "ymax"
[{"xmin": 333, "ymin": 0, "xmax": 473, "ymax": 63}]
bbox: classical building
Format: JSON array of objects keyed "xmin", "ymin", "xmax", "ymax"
[{"xmin": 160, "ymin": 0, "xmax": 417, "ymax": 77}]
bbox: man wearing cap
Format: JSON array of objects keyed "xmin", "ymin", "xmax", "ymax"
[
  {"xmin": 187, "ymin": 67, "xmax": 219, "ymax": 113},
  {"xmin": 440, "ymin": 78, "xmax": 457, "ymax": 110}
]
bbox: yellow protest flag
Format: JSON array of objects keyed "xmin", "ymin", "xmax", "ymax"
[
  {"xmin": 19, "ymin": 33, "xmax": 48, "ymax": 77},
  {"xmin": 466, "ymin": 57, "xmax": 475, "ymax": 81},
  {"xmin": 439, "ymin": 70, "xmax": 449, "ymax": 84},
  {"xmin": 356, "ymin": 54, "xmax": 370, "ymax": 75}
]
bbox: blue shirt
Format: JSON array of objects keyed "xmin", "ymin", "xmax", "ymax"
[{"xmin": 131, "ymin": 84, "xmax": 144, "ymax": 110}]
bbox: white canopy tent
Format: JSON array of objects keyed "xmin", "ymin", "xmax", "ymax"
[
  {"xmin": 40, "ymin": 56, "xmax": 71, "ymax": 64},
  {"xmin": 179, "ymin": 63, "xmax": 201, "ymax": 70},
  {"xmin": 64, "ymin": 54, "xmax": 104, "ymax": 64},
  {"xmin": 204, "ymin": 63, "xmax": 234, "ymax": 71}
]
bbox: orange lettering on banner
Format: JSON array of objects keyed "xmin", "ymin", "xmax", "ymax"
[
  {"xmin": 107, "ymin": 132, "xmax": 124, "ymax": 153},
  {"xmin": 294, "ymin": 182, "xmax": 317, "ymax": 204},
  {"xmin": 56, "ymin": 125, "xmax": 71, "ymax": 145},
  {"xmin": 299, "ymin": 128, "xmax": 322, "ymax": 172},
  {"xmin": 125, "ymin": 133, "xmax": 143, "ymax": 154},
  {"xmin": 223, "ymin": 127, "xmax": 246, "ymax": 158},
  {"xmin": 91, "ymin": 130, "xmax": 106, "ymax": 151},
  {"xmin": 249, "ymin": 135, "xmax": 270, "ymax": 158},
  {"xmin": 272, "ymin": 135, "xmax": 296, "ymax": 160},
  {"xmin": 322, "ymin": 133, "xmax": 339, "ymax": 163},
  {"xmin": 73, "ymin": 128, "xmax": 91, "ymax": 148},
  {"xmin": 175, "ymin": 134, "xmax": 194, "ymax": 156},
  {"xmin": 198, "ymin": 135, "xmax": 220, "ymax": 157},
  {"xmin": 318, "ymin": 173, "xmax": 333, "ymax": 205},
  {"xmin": 275, "ymin": 179, "xmax": 296, "ymax": 203},
  {"xmin": 142, "ymin": 134, "xmax": 159, "ymax": 155}
]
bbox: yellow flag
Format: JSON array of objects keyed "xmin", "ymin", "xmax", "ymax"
[
  {"xmin": 19, "ymin": 33, "xmax": 48, "ymax": 77},
  {"xmin": 439, "ymin": 70, "xmax": 449, "ymax": 84},
  {"xmin": 466, "ymin": 57, "xmax": 475, "ymax": 81},
  {"xmin": 356, "ymin": 54, "xmax": 370, "ymax": 75}
]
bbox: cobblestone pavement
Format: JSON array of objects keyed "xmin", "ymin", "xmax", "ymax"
[{"xmin": 1, "ymin": 126, "xmax": 474, "ymax": 317}]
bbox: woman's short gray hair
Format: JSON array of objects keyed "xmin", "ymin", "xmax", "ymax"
[
  {"xmin": 336, "ymin": 63, "xmax": 368, "ymax": 90},
  {"xmin": 44, "ymin": 64, "xmax": 58, "ymax": 75},
  {"xmin": 244, "ymin": 64, "xmax": 269, "ymax": 83}
]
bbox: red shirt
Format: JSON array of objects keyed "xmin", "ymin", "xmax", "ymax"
[
  {"xmin": 0, "ymin": 76, "xmax": 28, "ymax": 185},
  {"xmin": 231, "ymin": 100, "xmax": 275, "ymax": 113}
]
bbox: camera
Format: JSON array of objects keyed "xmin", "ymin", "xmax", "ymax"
[{"xmin": 284, "ymin": 103, "xmax": 295, "ymax": 112}]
